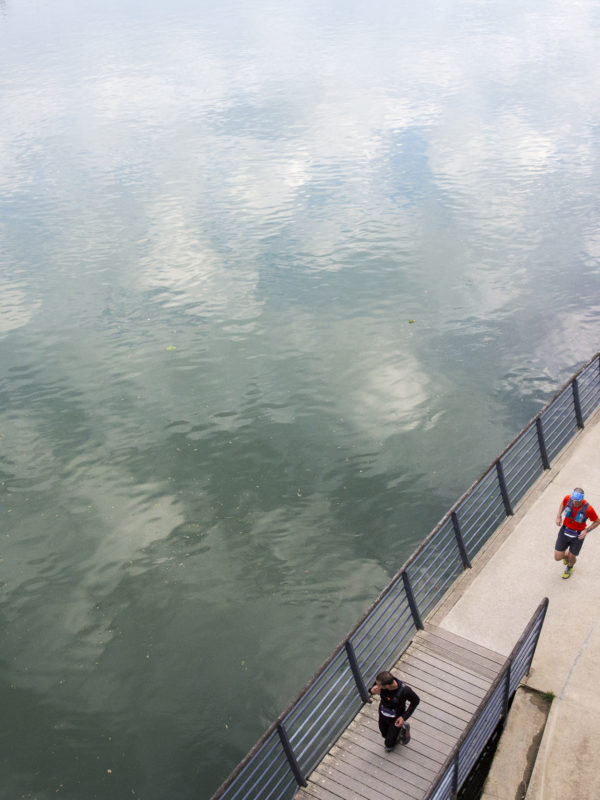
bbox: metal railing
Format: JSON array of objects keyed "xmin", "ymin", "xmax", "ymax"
[
  {"xmin": 209, "ymin": 351, "xmax": 600, "ymax": 800},
  {"xmin": 424, "ymin": 598, "xmax": 549, "ymax": 800}
]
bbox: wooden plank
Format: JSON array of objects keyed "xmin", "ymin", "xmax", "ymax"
[
  {"xmin": 331, "ymin": 738, "xmax": 441, "ymax": 782},
  {"xmin": 332, "ymin": 730, "xmax": 441, "ymax": 771},
  {"xmin": 345, "ymin": 717, "xmax": 449, "ymax": 764},
  {"xmin": 308, "ymin": 766, "xmax": 424, "ymax": 800},
  {"xmin": 358, "ymin": 710, "xmax": 458, "ymax": 749},
  {"xmin": 403, "ymin": 640, "xmax": 493, "ymax": 688},
  {"xmin": 322, "ymin": 750, "xmax": 431, "ymax": 794},
  {"xmin": 331, "ymin": 731, "xmax": 440, "ymax": 788},
  {"xmin": 402, "ymin": 641, "xmax": 493, "ymax": 687},
  {"xmin": 407, "ymin": 692, "xmax": 475, "ymax": 732},
  {"xmin": 338, "ymin": 713, "xmax": 444, "ymax": 766},
  {"xmin": 335, "ymin": 739, "xmax": 443, "ymax": 786},
  {"xmin": 358, "ymin": 697, "xmax": 467, "ymax": 747},
  {"xmin": 424, "ymin": 633, "xmax": 506, "ymax": 674},
  {"xmin": 424, "ymin": 624, "xmax": 506, "ymax": 664},
  {"xmin": 392, "ymin": 680, "xmax": 474, "ymax": 728},
  {"xmin": 401, "ymin": 670, "xmax": 480, "ymax": 712},
  {"xmin": 398, "ymin": 669, "xmax": 482, "ymax": 717},
  {"xmin": 409, "ymin": 636, "xmax": 499, "ymax": 680},
  {"xmin": 400, "ymin": 651, "xmax": 489, "ymax": 700},
  {"xmin": 296, "ymin": 780, "xmax": 349, "ymax": 800},
  {"xmin": 319, "ymin": 755, "xmax": 406, "ymax": 799},
  {"xmin": 394, "ymin": 666, "xmax": 478, "ymax": 720},
  {"xmin": 419, "ymin": 628, "xmax": 504, "ymax": 674}
]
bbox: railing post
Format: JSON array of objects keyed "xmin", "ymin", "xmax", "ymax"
[
  {"xmin": 502, "ymin": 663, "xmax": 511, "ymax": 718},
  {"xmin": 402, "ymin": 571, "xmax": 424, "ymax": 631},
  {"xmin": 452, "ymin": 751, "xmax": 459, "ymax": 797},
  {"xmin": 536, "ymin": 417, "xmax": 550, "ymax": 470},
  {"xmin": 345, "ymin": 640, "xmax": 370, "ymax": 703},
  {"xmin": 572, "ymin": 378, "xmax": 584, "ymax": 429},
  {"xmin": 524, "ymin": 604, "xmax": 549, "ymax": 676},
  {"xmin": 276, "ymin": 723, "xmax": 306, "ymax": 787},
  {"xmin": 496, "ymin": 459, "xmax": 513, "ymax": 516},
  {"xmin": 451, "ymin": 512, "xmax": 471, "ymax": 569}
]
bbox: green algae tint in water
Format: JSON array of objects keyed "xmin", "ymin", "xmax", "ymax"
[{"xmin": 1, "ymin": 0, "xmax": 600, "ymax": 797}]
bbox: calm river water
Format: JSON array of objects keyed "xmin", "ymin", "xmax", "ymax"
[{"xmin": 1, "ymin": 1, "xmax": 599, "ymax": 798}]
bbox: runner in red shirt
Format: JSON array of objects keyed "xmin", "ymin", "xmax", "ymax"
[{"xmin": 554, "ymin": 488, "xmax": 600, "ymax": 579}]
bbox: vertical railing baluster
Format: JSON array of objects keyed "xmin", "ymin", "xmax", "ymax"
[
  {"xmin": 345, "ymin": 640, "xmax": 370, "ymax": 703},
  {"xmin": 402, "ymin": 571, "xmax": 424, "ymax": 630},
  {"xmin": 536, "ymin": 416, "xmax": 550, "ymax": 470},
  {"xmin": 451, "ymin": 511, "xmax": 471, "ymax": 569},
  {"xmin": 496, "ymin": 459, "xmax": 513, "ymax": 516},
  {"xmin": 276, "ymin": 723, "xmax": 306, "ymax": 788},
  {"xmin": 572, "ymin": 378, "xmax": 584, "ymax": 429}
]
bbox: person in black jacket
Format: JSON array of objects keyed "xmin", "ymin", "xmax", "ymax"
[{"xmin": 369, "ymin": 670, "xmax": 420, "ymax": 751}]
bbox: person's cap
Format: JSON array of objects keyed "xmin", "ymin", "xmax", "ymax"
[{"xmin": 571, "ymin": 489, "xmax": 585, "ymax": 502}]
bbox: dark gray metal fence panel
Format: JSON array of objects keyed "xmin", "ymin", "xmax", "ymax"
[
  {"xmin": 509, "ymin": 641, "xmax": 537, "ymax": 696},
  {"xmin": 455, "ymin": 468, "xmax": 506, "ymax": 557},
  {"xmin": 409, "ymin": 518, "xmax": 465, "ymax": 619},
  {"xmin": 501, "ymin": 424, "xmax": 544, "ymax": 507},
  {"xmin": 285, "ymin": 650, "xmax": 361, "ymax": 775},
  {"xmin": 351, "ymin": 581, "xmax": 415, "ymax": 680},
  {"xmin": 578, "ymin": 359, "xmax": 600, "ymax": 420},
  {"xmin": 218, "ymin": 729, "xmax": 298, "ymax": 800},
  {"xmin": 427, "ymin": 763, "xmax": 455, "ymax": 800},
  {"xmin": 354, "ymin": 611, "xmax": 415, "ymax": 684},
  {"xmin": 509, "ymin": 613, "xmax": 545, "ymax": 694},
  {"xmin": 541, "ymin": 388, "xmax": 578, "ymax": 461},
  {"xmin": 457, "ymin": 678, "xmax": 505, "ymax": 785}
]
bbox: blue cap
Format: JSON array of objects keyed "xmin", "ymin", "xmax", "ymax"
[{"xmin": 571, "ymin": 490, "xmax": 584, "ymax": 502}]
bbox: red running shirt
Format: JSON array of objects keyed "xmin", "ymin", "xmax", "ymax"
[{"xmin": 562, "ymin": 495, "xmax": 598, "ymax": 532}]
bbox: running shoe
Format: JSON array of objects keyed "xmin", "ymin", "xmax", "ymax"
[
  {"xmin": 562, "ymin": 557, "xmax": 568, "ymax": 566},
  {"xmin": 562, "ymin": 565, "xmax": 574, "ymax": 579}
]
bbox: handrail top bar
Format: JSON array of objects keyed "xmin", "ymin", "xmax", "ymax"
[{"xmin": 209, "ymin": 350, "xmax": 599, "ymax": 800}]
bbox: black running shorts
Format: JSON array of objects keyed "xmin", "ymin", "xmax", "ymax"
[{"xmin": 555, "ymin": 525, "xmax": 584, "ymax": 555}]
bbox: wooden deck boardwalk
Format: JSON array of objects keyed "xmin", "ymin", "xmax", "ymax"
[{"xmin": 294, "ymin": 624, "xmax": 506, "ymax": 800}]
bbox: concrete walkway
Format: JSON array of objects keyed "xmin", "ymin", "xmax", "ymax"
[{"xmin": 430, "ymin": 409, "xmax": 600, "ymax": 800}]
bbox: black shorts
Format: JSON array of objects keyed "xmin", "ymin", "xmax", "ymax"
[{"xmin": 555, "ymin": 525, "xmax": 584, "ymax": 556}]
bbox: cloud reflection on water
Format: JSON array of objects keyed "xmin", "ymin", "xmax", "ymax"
[{"xmin": 2, "ymin": 1, "xmax": 600, "ymax": 798}]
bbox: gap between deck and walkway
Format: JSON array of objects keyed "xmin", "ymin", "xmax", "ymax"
[{"xmin": 294, "ymin": 624, "xmax": 505, "ymax": 800}]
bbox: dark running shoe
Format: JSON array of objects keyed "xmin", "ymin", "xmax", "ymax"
[{"xmin": 401, "ymin": 723, "xmax": 411, "ymax": 744}]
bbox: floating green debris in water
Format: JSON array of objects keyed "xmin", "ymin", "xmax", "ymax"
[
  {"xmin": 166, "ymin": 345, "xmax": 176, "ymax": 350},
  {"xmin": 408, "ymin": 319, "xmax": 416, "ymax": 324}
]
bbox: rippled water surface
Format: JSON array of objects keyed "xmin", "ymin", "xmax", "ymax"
[{"xmin": 1, "ymin": 0, "xmax": 600, "ymax": 797}]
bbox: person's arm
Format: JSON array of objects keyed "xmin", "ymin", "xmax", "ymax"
[
  {"xmin": 395, "ymin": 685, "xmax": 420, "ymax": 726},
  {"xmin": 369, "ymin": 684, "xmax": 380, "ymax": 696},
  {"xmin": 578, "ymin": 512, "xmax": 600, "ymax": 539},
  {"xmin": 556, "ymin": 499, "xmax": 566, "ymax": 527}
]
